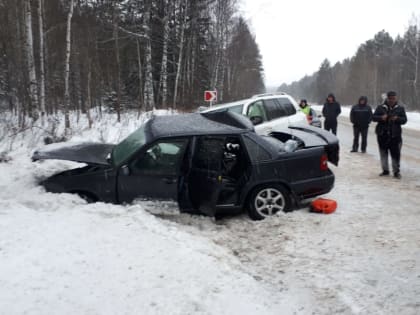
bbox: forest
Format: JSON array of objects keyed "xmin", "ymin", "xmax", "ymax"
[
  {"xmin": 278, "ymin": 19, "xmax": 420, "ymax": 110},
  {"xmin": 0, "ymin": 0, "xmax": 265, "ymax": 129}
]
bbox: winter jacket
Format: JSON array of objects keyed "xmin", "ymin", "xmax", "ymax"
[
  {"xmin": 300, "ymin": 105, "xmax": 311, "ymax": 116},
  {"xmin": 350, "ymin": 103, "xmax": 373, "ymax": 128},
  {"xmin": 372, "ymin": 102, "xmax": 407, "ymax": 139},
  {"xmin": 322, "ymin": 99, "xmax": 341, "ymax": 123},
  {"xmin": 322, "ymin": 94, "xmax": 341, "ymax": 125}
]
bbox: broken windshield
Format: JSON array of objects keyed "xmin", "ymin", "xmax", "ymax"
[{"xmin": 112, "ymin": 125, "xmax": 147, "ymax": 166}]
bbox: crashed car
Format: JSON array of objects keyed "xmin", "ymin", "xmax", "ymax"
[{"xmin": 32, "ymin": 111, "xmax": 339, "ymax": 220}]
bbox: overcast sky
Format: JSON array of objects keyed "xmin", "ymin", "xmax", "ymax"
[{"xmin": 240, "ymin": 0, "xmax": 420, "ymax": 88}]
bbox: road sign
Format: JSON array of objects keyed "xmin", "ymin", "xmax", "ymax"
[{"xmin": 204, "ymin": 90, "xmax": 217, "ymax": 102}]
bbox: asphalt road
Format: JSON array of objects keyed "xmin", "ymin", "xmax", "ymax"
[{"xmin": 335, "ymin": 116, "xmax": 420, "ymax": 176}]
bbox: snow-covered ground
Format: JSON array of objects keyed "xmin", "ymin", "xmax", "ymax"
[
  {"xmin": 0, "ymin": 110, "xmax": 284, "ymax": 315},
  {"xmin": 1, "ymin": 109, "xmax": 420, "ymax": 314}
]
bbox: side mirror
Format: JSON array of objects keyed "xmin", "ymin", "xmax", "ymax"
[
  {"xmin": 250, "ymin": 116, "xmax": 263, "ymax": 125},
  {"xmin": 121, "ymin": 165, "xmax": 131, "ymax": 176}
]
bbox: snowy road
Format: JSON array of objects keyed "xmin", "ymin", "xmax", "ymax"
[
  {"xmin": 153, "ymin": 120, "xmax": 420, "ymax": 314},
  {"xmin": 1, "ymin": 112, "xmax": 420, "ymax": 314},
  {"xmin": 336, "ymin": 116, "xmax": 420, "ymax": 171}
]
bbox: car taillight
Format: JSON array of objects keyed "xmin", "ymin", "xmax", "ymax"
[{"xmin": 320, "ymin": 154, "xmax": 328, "ymax": 171}]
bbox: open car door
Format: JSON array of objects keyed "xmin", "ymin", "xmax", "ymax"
[
  {"xmin": 187, "ymin": 136, "xmax": 225, "ymax": 216},
  {"xmin": 270, "ymin": 124, "xmax": 339, "ymax": 166}
]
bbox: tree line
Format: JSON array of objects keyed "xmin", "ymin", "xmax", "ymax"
[
  {"xmin": 0, "ymin": 0, "xmax": 265, "ymax": 129},
  {"xmin": 278, "ymin": 18, "xmax": 420, "ymax": 110}
]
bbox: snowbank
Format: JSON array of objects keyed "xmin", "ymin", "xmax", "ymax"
[{"xmin": 0, "ymin": 109, "xmax": 284, "ymax": 315}]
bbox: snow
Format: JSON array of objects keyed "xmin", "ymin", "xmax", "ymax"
[
  {"xmin": 1, "ymin": 109, "xmax": 420, "ymax": 314},
  {"xmin": 0, "ymin": 110, "xmax": 283, "ymax": 315}
]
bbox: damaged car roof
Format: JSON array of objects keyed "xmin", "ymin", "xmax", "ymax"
[{"xmin": 147, "ymin": 112, "xmax": 254, "ymax": 139}]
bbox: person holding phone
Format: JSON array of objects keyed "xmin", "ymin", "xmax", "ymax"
[{"xmin": 372, "ymin": 91, "xmax": 407, "ymax": 179}]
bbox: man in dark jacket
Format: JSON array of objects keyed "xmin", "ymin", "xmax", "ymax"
[
  {"xmin": 322, "ymin": 93, "xmax": 341, "ymax": 135},
  {"xmin": 350, "ymin": 96, "xmax": 373, "ymax": 153},
  {"xmin": 372, "ymin": 91, "xmax": 407, "ymax": 179}
]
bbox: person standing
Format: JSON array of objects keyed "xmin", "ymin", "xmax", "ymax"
[
  {"xmin": 299, "ymin": 99, "xmax": 311, "ymax": 116},
  {"xmin": 322, "ymin": 93, "xmax": 341, "ymax": 135},
  {"xmin": 372, "ymin": 91, "xmax": 407, "ymax": 179},
  {"xmin": 350, "ymin": 96, "xmax": 373, "ymax": 153},
  {"xmin": 299, "ymin": 99, "xmax": 312, "ymax": 123}
]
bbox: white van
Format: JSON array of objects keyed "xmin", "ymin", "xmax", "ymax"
[{"xmin": 201, "ymin": 93, "xmax": 307, "ymax": 135}]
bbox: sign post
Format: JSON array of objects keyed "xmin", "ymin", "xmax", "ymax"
[{"xmin": 204, "ymin": 90, "xmax": 217, "ymax": 107}]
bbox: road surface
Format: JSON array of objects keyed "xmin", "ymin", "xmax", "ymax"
[{"xmin": 336, "ymin": 116, "xmax": 420, "ymax": 174}]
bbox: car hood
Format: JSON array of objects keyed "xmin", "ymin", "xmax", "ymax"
[
  {"xmin": 270, "ymin": 124, "xmax": 339, "ymax": 166},
  {"xmin": 32, "ymin": 142, "xmax": 115, "ymax": 166}
]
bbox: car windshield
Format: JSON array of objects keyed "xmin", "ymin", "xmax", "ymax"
[{"xmin": 112, "ymin": 125, "xmax": 147, "ymax": 166}]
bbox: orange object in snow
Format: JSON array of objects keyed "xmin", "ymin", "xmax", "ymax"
[{"xmin": 311, "ymin": 198, "xmax": 337, "ymax": 214}]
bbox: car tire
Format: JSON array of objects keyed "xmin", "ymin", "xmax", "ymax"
[{"xmin": 248, "ymin": 184, "xmax": 291, "ymax": 220}]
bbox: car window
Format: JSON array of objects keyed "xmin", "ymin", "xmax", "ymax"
[
  {"xmin": 112, "ymin": 125, "xmax": 147, "ymax": 166},
  {"xmin": 130, "ymin": 139, "xmax": 188, "ymax": 175},
  {"xmin": 276, "ymin": 97, "xmax": 297, "ymax": 115},
  {"xmin": 243, "ymin": 135, "xmax": 271, "ymax": 162},
  {"xmin": 226, "ymin": 104, "xmax": 244, "ymax": 114},
  {"xmin": 206, "ymin": 104, "xmax": 243, "ymax": 114},
  {"xmin": 246, "ymin": 101, "xmax": 267, "ymax": 121},
  {"xmin": 264, "ymin": 99, "xmax": 287, "ymax": 120},
  {"xmin": 193, "ymin": 137, "xmax": 224, "ymax": 171}
]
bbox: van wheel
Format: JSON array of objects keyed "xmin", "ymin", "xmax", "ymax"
[{"xmin": 248, "ymin": 185, "xmax": 291, "ymax": 220}]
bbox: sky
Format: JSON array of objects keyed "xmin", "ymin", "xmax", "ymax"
[{"xmin": 240, "ymin": 0, "xmax": 420, "ymax": 88}]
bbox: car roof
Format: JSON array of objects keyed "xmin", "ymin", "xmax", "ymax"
[
  {"xmin": 203, "ymin": 93, "xmax": 296, "ymax": 112},
  {"xmin": 147, "ymin": 112, "xmax": 254, "ymax": 140},
  {"xmin": 201, "ymin": 99, "xmax": 247, "ymax": 112}
]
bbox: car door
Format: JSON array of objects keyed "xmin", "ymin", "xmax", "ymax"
[
  {"xmin": 276, "ymin": 97, "xmax": 306, "ymax": 125},
  {"xmin": 187, "ymin": 136, "xmax": 225, "ymax": 216},
  {"xmin": 117, "ymin": 138, "xmax": 189, "ymax": 203}
]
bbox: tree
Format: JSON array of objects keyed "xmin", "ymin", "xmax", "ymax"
[
  {"xmin": 316, "ymin": 59, "xmax": 333, "ymax": 102},
  {"xmin": 25, "ymin": 0, "xmax": 39, "ymax": 120},
  {"xmin": 64, "ymin": 0, "xmax": 75, "ymax": 130}
]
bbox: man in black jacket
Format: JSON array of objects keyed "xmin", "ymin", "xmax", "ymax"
[
  {"xmin": 372, "ymin": 91, "xmax": 407, "ymax": 179},
  {"xmin": 322, "ymin": 93, "xmax": 341, "ymax": 135},
  {"xmin": 350, "ymin": 96, "xmax": 372, "ymax": 153}
]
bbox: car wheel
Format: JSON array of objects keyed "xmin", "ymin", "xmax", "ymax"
[{"xmin": 248, "ymin": 185, "xmax": 291, "ymax": 220}]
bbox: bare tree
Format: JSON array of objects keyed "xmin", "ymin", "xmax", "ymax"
[
  {"xmin": 113, "ymin": 3, "xmax": 121, "ymax": 122},
  {"xmin": 25, "ymin": 0, "xmax": 39, "ymax": 119},
  {"xmin": 143, "ymin": 0, "xmax": 155, "ymax": 111},
  {"xmin": 37, "ymin": 0, "xmax": 46, "ymax": 120},
  {"xmin": 64, "ymin": 0, "xmax": 75, "ymax": 131},
  {"xmin": 158, "ymin": 0, "xmax": 170, "ymax": 108},
  {"xmin": 173, "ymin": 0, "xmax": 188, "ymax": 108}
]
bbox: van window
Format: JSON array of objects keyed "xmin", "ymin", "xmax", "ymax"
[
  {"xmin": 264, "ymin": 99, "xmax": 287, "ymax": 120},
  {"xmin": 276, "ymin": 97, "xmax": 297, "ymax": 115},
  {"xmin": 247, "ymin": 101, "xmax": 268, "ymax": 121}
]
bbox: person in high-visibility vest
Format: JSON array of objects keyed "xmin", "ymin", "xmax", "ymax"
[{"xmin": 299, "ymin": 99, "xmax": 312, "ymax": 124}]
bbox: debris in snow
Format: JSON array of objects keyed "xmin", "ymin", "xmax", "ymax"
[{"xmin": 0, "ymin": 151, "xmax": 11, "ymax": 163}]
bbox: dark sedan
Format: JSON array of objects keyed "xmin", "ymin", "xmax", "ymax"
[{"xmin": 32, "ymin": 111, "xmax": 339, "ymax": 220}]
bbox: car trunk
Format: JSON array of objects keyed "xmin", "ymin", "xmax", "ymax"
[
  {"xmin": 32, "ymin": 142, "xmax": 115, "ymax": 166},
  {"xmin": 269, "ymin": 124, "xmax": 339, "ymax": 166}
]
